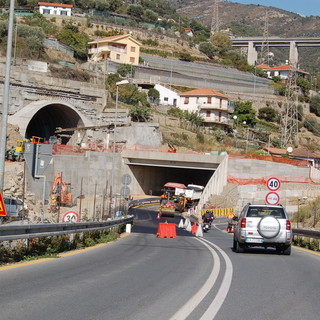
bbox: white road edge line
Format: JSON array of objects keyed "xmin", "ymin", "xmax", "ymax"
[
  {"xmin": 200, "ymin": 238, "xmax": 233, "ymax": 320},
  {"xmin": 169, "ymin": 238, "xmax": 220, "ymax": 320}
]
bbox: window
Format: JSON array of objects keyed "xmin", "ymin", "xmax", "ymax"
[
  {"xmin": 130, "ymin": 57, "xmax": 135, "ymax": 63},
  {"xmin": 207, "ymin": 97, "xmax": 212, "ymax": 104},
  {"xmin": 206, "ymin": 110, "xmax": 211, "ymax": 117},
  {"xmin": 219, "ymin": 99, "xmax": 222, "ymax": 108},
  {"xmin": 131, "ymin": 46, "xmax": 136, "ymax": 52},
  {"xmin": 184, "ymin": 97, "xmax": 189, "ymax": 104},
  {"xmin": 116, "ymin": 54, "xmax": 120, "ymax": 60},
  {"xmin": 60, "ymin": 10, "xmax": 67, "ymax": 15},
  {"xmin": 164, "ymin": 97, "xmax": 168, "ymax": 101},
  {"xmin": 43, "ymin": 9, "xmax": 50, "ymax": 14}
]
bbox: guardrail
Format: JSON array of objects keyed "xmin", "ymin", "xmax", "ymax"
[
  {"xmin": 292, "ymin": 228, "xmax": 320, "ymax": 239},
  {"xmin": 0, "ymin": 216, "xmax": 134, "ymax": 241}
]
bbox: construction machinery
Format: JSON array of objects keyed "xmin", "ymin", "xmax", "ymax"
[{"xmin": 50, "ymin": 173, "xmax": 72, "ymax": 212}]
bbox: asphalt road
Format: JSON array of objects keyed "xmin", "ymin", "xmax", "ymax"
[{"xmin": 0, "ymin": 207, "xmax": 319, "ymax": 320}]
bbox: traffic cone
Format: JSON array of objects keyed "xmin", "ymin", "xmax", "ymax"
[
  {"xmin": 186, "ymin": 220, "xmax": 192, "ymax": 232},
  {"xmin": 184, "ymin": 218, "xmax": 189, "ymax": 229},
  {"xmin": 196, "ymin": 224, "xmax": 203, "ymax": 237},
  {"xmin": 178, "ymin": 219, "xmax": 184, "ymax": 228},
  {"xmin": 191, "ymin": 222, "xmax": 198, "ymax": 234},
  {"xmin": 157, "ymin": 212, "xmax": 160, "ymax": 219}
]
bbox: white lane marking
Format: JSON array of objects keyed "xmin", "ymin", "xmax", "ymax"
[
  {"xmin": 200, "ymin": 238, "xmax": 233, "ymax": 320},
  {"xmin": 170, "ymin": 239, "xmax": 221, "ymax": 320}
]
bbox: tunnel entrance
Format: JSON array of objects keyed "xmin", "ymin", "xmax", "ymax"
[
  {"xmin": 25, "ymin": 103, "xmax": 84, "ymax": 144},
  {"xmin": 129, "ymin": 164, "xmax": 214, "ymax": 196}
]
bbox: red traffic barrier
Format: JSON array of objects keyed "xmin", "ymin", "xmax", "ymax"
[
  {"xmin": 157, "ymin": 222, "xmax": 176, "ymax": 238},
  {"xmin": 191, "ymin": 222, "xmax": 198, "ymax": 234}
]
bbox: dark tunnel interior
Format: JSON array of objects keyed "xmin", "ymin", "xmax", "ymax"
[
  {"xmin": 25, "ymin": 104, "xmax": 83, "ymax": 144},
  {"xmin": 129, "ymin": 165, "xmax": 214, "ymax": 195}
]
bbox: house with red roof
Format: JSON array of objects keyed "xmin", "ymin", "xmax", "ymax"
[
  {"xmin": 88, "ymin": 34, "xmax": 141, "ymax": 65},
  {"xmin": 178, "ymin": 88, "xmax": 234, "ymax": 128},
  {"xmin": 256, "ymin": 63, "xmax": 309, "ymax": 82},
  {"xmin": 38, "ymin": 2, "xmax": 73, "ymax": 16}
]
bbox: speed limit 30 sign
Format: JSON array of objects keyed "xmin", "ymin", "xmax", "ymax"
[
  {"xmin": 62, "ymin": 211, "xmax": 80, "ymax": 223},
  {"xmin": 266, "ymin": 177, "xmax": 281, "ymax": 191}
]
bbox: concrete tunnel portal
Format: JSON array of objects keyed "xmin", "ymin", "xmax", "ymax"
[
  {"xmin": 9, "ymin": 101, "xmax": 93, "ymax": 143},
  {"xmin": 122, "ymin": 150, "xmax": 223, "ymax": 196},
  {"xmin": 25, "ymin": 103, "xmax": 83, "ymax": 144}
]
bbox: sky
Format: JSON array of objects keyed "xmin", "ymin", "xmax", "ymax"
[{"xmin": 227, "ymin": 0, "xmax": 320, "ymax": 17}]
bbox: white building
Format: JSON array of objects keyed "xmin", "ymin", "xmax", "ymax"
[
  {"xmin": 154, "ymin": 84, "xmax": 179, "ymax": 106},
  {"xmin": 178, "ymin": 88, "xmax": 233, "ymax": 128},
  {"xmin": 38, "ymin": 2, "xmax": 73, "ymax": 16}
]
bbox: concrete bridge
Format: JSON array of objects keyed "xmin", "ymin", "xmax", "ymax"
[{"xmin": 231, "ymin": 37, "xmax": 320, "ymax": 66}]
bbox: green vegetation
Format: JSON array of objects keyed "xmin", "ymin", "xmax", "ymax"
[
  {"xmin": 258, "ymin": 107, "xmax": 279, "ymax": 122},
  {"xmin": 310, "ymin": 94, "xmax": 320, "ymax": 116},
  {"xmin": 0, "ymin": 229, "xmax": 123, "ymax": 265},
  {"xmin": 232, "ymin": 101, "xmax": 257, "ymax": 128}
]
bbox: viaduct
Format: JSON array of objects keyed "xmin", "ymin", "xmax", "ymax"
[{"xmin": 231, "ymin": 37, "xmax": 320, "ymax": 66}]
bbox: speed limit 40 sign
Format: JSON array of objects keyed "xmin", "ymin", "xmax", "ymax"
[
  {"xmin": 267, "ymin": 177, "xmax": 281, "ymax": 191},
  {"xmin": 62, "ymin": 211, "xmax": 80, "ymax": 223}
]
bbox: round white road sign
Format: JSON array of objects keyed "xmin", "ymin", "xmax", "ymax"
[
  {"xmin": 266, "ymin": 192, "xmax": 280, "ymax": 205},
  {"xmin": 62, "ymin": 211, "xmax": 80, "ymax": 223},
  {"xmin": 266, "ymin": 177, "xmax": 281, "ymax": 191}
]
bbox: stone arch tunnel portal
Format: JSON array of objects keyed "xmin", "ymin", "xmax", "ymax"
[{"xmin": 25, "ymin": 103, "xmax": 84, "ymax": 144}]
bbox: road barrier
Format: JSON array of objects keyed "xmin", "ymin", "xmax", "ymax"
[
  {"xmin": 0, "ymin": 216, "xmax": 134, "ymax": 241},
  {"xmin": 157, "ymin": 222, "xmax": 176, "ymax": 238}
]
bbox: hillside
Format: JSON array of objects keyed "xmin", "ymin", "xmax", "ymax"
[{"xmin": 168, "ymin": 0, "xmax": 320, "ymax": 72}]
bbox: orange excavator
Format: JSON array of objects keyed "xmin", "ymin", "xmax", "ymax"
[{"xmin": 50, "ymin": 173, "xmax": 72, "ymax": 212}]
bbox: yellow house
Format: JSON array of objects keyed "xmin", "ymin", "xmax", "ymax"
[{"xmin": 88, "ymin": 34, "xmax": 141, "ymax": 66}]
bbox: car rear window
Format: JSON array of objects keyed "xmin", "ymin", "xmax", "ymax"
[{"xmin": 247, "ymin": 207, "xmax": 285, "ymax": 218}]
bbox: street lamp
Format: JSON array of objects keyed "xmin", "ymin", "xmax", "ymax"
[{"xmin": 111, "ymin": 80, "xmax": 129, "ymax": 196}]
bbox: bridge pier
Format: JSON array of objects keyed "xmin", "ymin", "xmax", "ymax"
[
  {"xmin": 247, "ymin": 41, "xmax": 258, "ymax": 66},
  {"xmin": 289, "ymin": 41, "xmax": 299, "ymax": 67}
]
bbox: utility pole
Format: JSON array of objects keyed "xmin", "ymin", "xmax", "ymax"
[
  {"xmin": 280, "ymin": 65, "xmax": 299, "ymax": 148},
  {"xmin": 0, "ymin": 0, "xmax": 15, "ymax": 193},
  {"xmin": 210, "ymin": 0, "xmax": 220, "ymax": 36},
  {"xmin": 258, "ymin": 9, "xmax": 270, "ymax": 65}
]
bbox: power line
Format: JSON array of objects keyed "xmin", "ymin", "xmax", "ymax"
[{"xmin": 258, "ymin": 9, "xmax": 270, "ymax": 65}]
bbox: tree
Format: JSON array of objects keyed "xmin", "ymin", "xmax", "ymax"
[
  {"xmin": 233, "ymin": 101, "xmax": 257, "ymax": 127},
  {"xmin": 211, "ymin": 33, "xmax": 232, "ymax": 56},
  {"xmin": 129, "ymin": 105, "xmax": 152, "ymax": 122},
  {"xmin": 199, "ymin": 42, "xmax": 216, "ymax": 59},
  {"xmin": 148, "ymin": 88, "xmax": 160, "ymax": 102},
  {"xmin": 258, "ymin": 107, "xmax": 279, "ymax": 122},
  {"xmin": 310, "ymin": 94, "xmax": 320, "ymax": 116},
  {"xmin": 143, "ymin": 9, "xmax": 158, "ymax": 23},
  {"xmin": 296, "ymin": 77, "xmax": 311, "ymax": 97},
  {"xmin": 127, "ymin": 4, "xmax": 144, "ymax": 19},
  {"xmin": 58, "ymin": 28, "xmax": 90, "ymax": 61},
  {"xmin": 117, "ymin": 64, "xmax": 135, "ymax": 77}
]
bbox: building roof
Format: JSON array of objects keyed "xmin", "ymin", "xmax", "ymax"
[
  {"xmin": 38, "ymin": 2, "xmax": 73, "ymax": 8},
  {"xmin": 290, "ymin": 148, "xmax": 320, "ymax": 159},
  {"xmin": 180, "ymin": 88, "xmax": 229, "ymax": 99},
  {"xmin": 263, "ymin": 147, "xmax": 287, "ymax": 155},
  {"xmin": 257, "ymin": 64, "xmax": 309, "ymax": 75},
  {"xmin": 88, "ymin": 34, "xmax": 142, "ymax": 46}
]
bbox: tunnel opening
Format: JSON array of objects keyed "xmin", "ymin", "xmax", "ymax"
[
  {"xmin": 25, "ymin": 104, "xmax": 83, "ymax": 144},
  {"xmin": 129, "ymin": 165, "xmax": 214, "ymax": 196}
]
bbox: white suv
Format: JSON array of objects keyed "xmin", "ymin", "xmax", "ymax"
[{"xmin": 233, "ymin": 204, "xmax": 292, "ymax": 255}]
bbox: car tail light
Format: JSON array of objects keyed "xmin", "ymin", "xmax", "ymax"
[
  {"xmin": 286, "ymin": 220, "xmax": 291, "ymax": 230},
  {"xmin": 240, "ymin": 218, "xmax": 246, "ymax": 228}
]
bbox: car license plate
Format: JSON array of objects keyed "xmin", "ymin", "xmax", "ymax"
[{"xmin": 246, "ymin": 238, "xmax": 264, "ymax": 243}]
